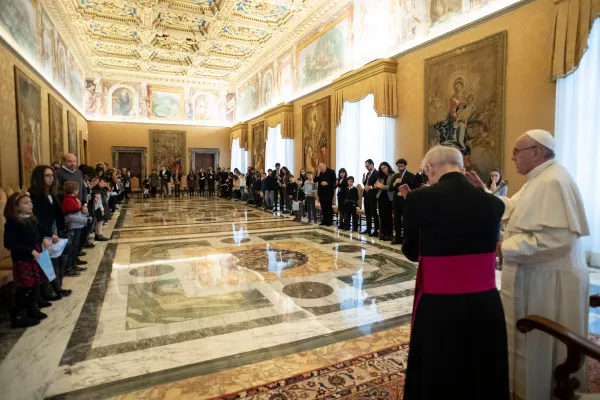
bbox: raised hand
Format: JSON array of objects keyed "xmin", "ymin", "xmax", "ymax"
[{"xmin": 465, "ymin": 171, "xmax": 485, "ymax": 189}]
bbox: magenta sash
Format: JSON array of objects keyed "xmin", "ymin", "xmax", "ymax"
[{"xmin": 411, "ymin": 252, "xmax": 496, "ymax": 326}]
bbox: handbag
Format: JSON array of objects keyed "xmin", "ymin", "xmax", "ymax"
[{"xmin": 292, "ymin": 201, "xmax": 300, "ymax": 211}]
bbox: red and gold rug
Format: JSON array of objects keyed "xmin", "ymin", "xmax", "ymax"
[{"xmin": 209, "ymin": 343, "xmax": 409, "ymax": 400}]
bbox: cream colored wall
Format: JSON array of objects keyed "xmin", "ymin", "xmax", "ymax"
[
  {"xmin": 0, "ymin": 41, "xmax": 88, "ymax": 188},
  {"xmin": 87, "ymin": 122, "xmax": 231, "ymax": 175},
  {"xmin": 396, "ymin": 0, "xmax": 556, "ymax": 194}
]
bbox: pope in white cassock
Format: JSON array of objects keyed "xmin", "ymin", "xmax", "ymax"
[{"xmin": 467, "ymin": 129, "xmax": 590, "ymax": 400}]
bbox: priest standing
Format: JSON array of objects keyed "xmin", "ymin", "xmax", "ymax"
[{"xmin": 467, "ymin": 129, "xmax": 590, "ymax": 400}]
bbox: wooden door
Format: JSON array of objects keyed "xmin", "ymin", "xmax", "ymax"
[
  {"xmin": 194, "ymin": 153, "xmax": 215, "ymax": 172},
  {"xmin": 117, "ymin": 152, "xmax": 143, "ymax": 181},
  {"xmin": 82, "ymin": 140, "xmax": 88, "ymax": 164}
]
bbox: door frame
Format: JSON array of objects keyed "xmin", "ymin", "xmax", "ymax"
[
  {"xmin": 189, "ymin": 148, "xmax": 220, "ymax": 172},
  {"xmin": 111, "ymin": 146, "xmax": 148, "ymax": 177}
]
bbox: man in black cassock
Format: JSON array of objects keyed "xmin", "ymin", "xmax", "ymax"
[
  {"xmin": 402, "ymin": 145, "xmax": 509, "ymax": 400},
  {"xmin": 314, "ymin": 163, "xmax": 336, "ymax": 226}
]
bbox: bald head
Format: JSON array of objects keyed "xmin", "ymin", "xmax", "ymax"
[
  {"xmin": 318, "ymin": 163, "xmax": 326, "ymax": 173},
  {"xmin": 63, "ymin": 153, "xmax": 77, "ymax": 169},
  {"xmin": 512, "ymin": 133, "xmax": 555, "ymax": 175}
]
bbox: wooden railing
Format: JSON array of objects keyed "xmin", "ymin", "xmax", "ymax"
[{"xmin": 516, "ymin": 295, "xmax": 600, "ymax": 400}]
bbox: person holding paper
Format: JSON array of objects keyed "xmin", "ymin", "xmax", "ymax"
[
  {"xmin": 3, "ymin": 192, "xmax": 52, "ymax": 328},
  {"xmin": 401, "ymin": 145, "xmax": 509, "ymax": 399}
]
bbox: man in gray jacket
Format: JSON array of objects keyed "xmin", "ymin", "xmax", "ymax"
[{"xmin": 56, "ymin": 153, "xmax": 86, "ymax": 204}]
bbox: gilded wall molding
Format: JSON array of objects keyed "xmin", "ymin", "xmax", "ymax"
[{"xmin": 264, "ymin": 103, "xmax": 294, "ymax": 139}]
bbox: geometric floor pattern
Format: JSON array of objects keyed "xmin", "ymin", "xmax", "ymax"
[{"xmin": 0, "ymin": 197, "xmax": 418, "ymax": 399}]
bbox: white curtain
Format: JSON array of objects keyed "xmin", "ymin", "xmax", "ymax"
[
  {"xmin": 230, "ymin": 138, "xmax": 248, "ymax": 172},
  {"xmin": 336, "ymin": 93, "xmax": 396, "ymax": 182},
  {"xmin": 555, "ymin": 19, "xmax": 600, "ymax": 266},
  {"xmin": 265, "ymin": 124, "xmax": 295, "ymax": 174}
]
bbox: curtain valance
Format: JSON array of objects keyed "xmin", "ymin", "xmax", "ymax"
[
  {"xmin": 550, "ymin": 0, "xmax": 600, "ymax": 80},
  {"xmin": 230, "ymin": 122, "xmax": 248, "ymax": 149},
  {"xmin": 332, "ymin": 58, "xmax": 398, "ymax": 127},
  {"xmin": 263, "ymin": 103, "xmax": 294, "ymax": 138}
]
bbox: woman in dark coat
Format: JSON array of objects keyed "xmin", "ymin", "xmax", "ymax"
[
  {"xmin": 198, "ymin": 168, "xmax": 206, "ymax": 196},
  {"xmin": 187, "ymin": 170, "xmax": 197, "ymax": 196},
  {"xmin": 29, "ymin": 165, "xmax": 75, "ymax": 301}
]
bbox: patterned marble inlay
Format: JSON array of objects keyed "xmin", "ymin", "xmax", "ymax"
[
  {"xmin": 230, "ymin": 248, "xmax": 309, "ymax": 272},
  {"xmin": 129, "ymin": 264, "xmax": 175, "ymax": 277},
  {"xmin": 282, "ymin": 282, "xmax": 334, "ymax": 299},
  {"xmin": 334, "ymin": 245, "xmax": 367, "ymax": 253},
  {"xmin": 221, "ymin": 237, "xmax": 251, "ymax": 244}
]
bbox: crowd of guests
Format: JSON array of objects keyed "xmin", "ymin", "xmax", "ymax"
[{"xmin": 4, "ymin": 154, "xmax": 129, "ymax": 328}]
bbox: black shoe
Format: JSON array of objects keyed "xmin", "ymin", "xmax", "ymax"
[
  {"xmin": 95, "ymin": 235, "xmax": 109, "ymax": 242},
  {"xmin": 42, "ymin": 293, "xmax": 61, "ymax": 302},
  {"xmin": 60, "ymin": 289, "xmax": 72, "ymax": 297},
  {"xmin": 361, "ymin": 229, "xmax": 371, "ymax": 235},
  {"xmin": 74, "ymin": 266, "xmax": 87, "ymax": 272},
  {"xmin": 38, "ymin": 300, "xmax": 52, "ymax": 308},
  {"xmin": 76, "ymin": 259, "xmax": 88, "ymax": 265},
  {"xmin": 78, "ymin": 252, "xmax": 87, "ymax": 257},
  {"xmin": 11, "ymin": 311, "xmax": 40, "ymax": 329},
  {"xmin": 28, "ymin": 309, "xmax": 48, "ymax": 320},
  {"xmin": 65, "ymin": 269, "xmax": 81, "ymax": 277},
  {"xmin": 83, "ymin": 243, "xmax": 95, "ymax": 249},
  {"xmin": 369, "ymin": 231, "xmax": 379, "ymax": 237}
]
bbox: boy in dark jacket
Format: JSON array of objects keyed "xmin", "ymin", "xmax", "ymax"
[{"xmin": 344, "ymin": 177, "xmax": 359, "ymax": 231}]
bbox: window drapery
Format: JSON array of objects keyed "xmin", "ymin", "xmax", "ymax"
[
  {"xmin": 264, "ymin": 103, "xmax": 294, "ymax": 138},
  {"xmin": 555, "ymin": 19, "xmax": 600, "ymax": 266},
  {"xmin": 550, "ymin": 0, "xmax": 600, "ymax": 79},
  {"xmin": 335, "ymin": 94, "xmax": 396, "ymax": 184},
  {"xmin": 231, "ymin": 138, "xmax": 248, "ymax": 173},
  {"xmin": 332, "ymin": 59, "xmax": 398, "ymax": 127},
  {"xmin": 265, "ymin": 124, "xmax": 295, "ymax": 174}
]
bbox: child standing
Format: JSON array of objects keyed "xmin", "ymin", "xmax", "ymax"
[
  {"xmin": 4, "ymin": 193, "xmax": 51, "ymax": 328},
  {"xmin": 232, "ymin": 175, "xmax": 241, "ymax": 200},
  {"xmin": 143, "ymin": 176, "xmax": 150, "ymax": 198},
  {"xmin": 304, "ymin": 172, "xmax": 316, "ymax": 223},
  {"xmin": 286, "ymin": 175, "xmax": 297, "ymax": 216},
  {"xmin": 253, "ymin": 172, "xmax": 264, "ymax": 208},
  {"xmin": 62, "ymin": 182, "xmax": 90, "ymax": 263},
  {"xmin": 293, "ymin": 177, "xmax": 305, "ymax": 222},
  {"xmin": 344, "ymin": 177, "xmax": 359, "ymax": 231}
]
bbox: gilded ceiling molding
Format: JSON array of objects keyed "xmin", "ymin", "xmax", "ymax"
[
  {"xmin": 264, "ymin": 103, "xmax": 294, "ymax": 139},
  {"xmin": 332, "ymin": 58, "xmax": 398, "ymax": 127},
  {"xmin": 230, "ymin": 122, "xmax": 249, "ymax": 150},
  {"xmin": 550, "ymin": 0, "xmax": 600, "ymax": 80}
]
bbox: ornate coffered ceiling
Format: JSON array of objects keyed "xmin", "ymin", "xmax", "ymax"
[{"xmin": 40, "ymin": 0, "xmax": 347, "ymax": 88}]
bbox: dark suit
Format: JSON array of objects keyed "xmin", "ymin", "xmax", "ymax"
[
  {"xmin": 401, "ymin": 172, "xmax": 508, "ymax": 400},
  {"xmin": 361, "ymin": 168, "xmax": 379, "ymax": 232},
  {"xmin": 390, "ymin": 170, "xmax": 415, "ymax": 242},
  {"xmin": 315, "ymin": 167, "xmax": 336, "ymax": 225},
  {"xmin": 411, "ymin": 172, "xmax": 428, "ymax": 188}
]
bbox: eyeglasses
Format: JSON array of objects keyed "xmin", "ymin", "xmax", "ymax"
[{"xmin": 512, "ymin": 146, "xmax": 537, "ymax": 156}]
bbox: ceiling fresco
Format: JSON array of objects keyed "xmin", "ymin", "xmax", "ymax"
[{"xmin": 41, "ymin": 0, "xmax": 341, "ymax": 86}]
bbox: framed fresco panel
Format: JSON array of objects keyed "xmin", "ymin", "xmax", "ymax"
[
  {"xmin": 67, "ymin": 110, "xmax": 78, "ymax": 158},
  {"xmin": 149, "ymin": 130, "xmax": 186, "ymax": 171},
  {"xmin": 424, "ymin": 31, "xmax": 506, "ymax": 180},
  {"xmin": 302, "ymin": 96, "xmax": 331, "ymax": 175},
  {"xmin": 48, "ymin": 94, "xmax": 64, "ymax": 165},
  {"xmin": 297, "ymin": 9, "xmax": 352, "ymax": 90},
  {"xmin": 149, "ymin": 87, "xmax": 183, "ymax": 120},
  {"xmin": 14, "ymin": 67, "xmax": 42, "ymax": 186},
  {"xmin": 251, "ymin": 121, "xmax": 265, "ymax": 172}
]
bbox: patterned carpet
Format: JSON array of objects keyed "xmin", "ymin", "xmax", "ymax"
[
  {"xmin": 210, "ymin": 344, "xmax": 409, "ymax": 400},
  {"xmin": 209, "ymin": 335, "xmax": 600, "ymax": 400}
]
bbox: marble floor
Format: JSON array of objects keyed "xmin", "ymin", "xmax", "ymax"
[
  {"xmin": 0, "ymin": 196, "xmax": 421, "ymax": 399},
  {"xmin": 0, "ymin": 196, "xmax": 596, "ymax": 400}
]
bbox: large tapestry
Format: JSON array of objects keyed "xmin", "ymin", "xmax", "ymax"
[
  {"xmin": 67, "ymin": 110, "xmax": 78, "ymax": 157},
  {"xmin": 150, "ymin": 130, "xmax": 186, "ymax": 171},
  {"xmin": 14, "ymin": 68, "xmax": 42, "ymax": 186},
  {"xmin": 425, "ymin": 31, "xmax": 506, "ymax": 180},
  {"xmin": 302, "ymin": 96, "xmax": 331, "ymax": 174},
  {"xmin": 48, "ymin": 94, "xmax": 64, "ymax": 164},
  {"xmin": 251, "ymin": 122, "xmax": 265, "ymax": 172}
]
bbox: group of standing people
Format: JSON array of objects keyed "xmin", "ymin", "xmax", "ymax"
[{"xmin": 143, "ymin": 166, "xmax": 218, "ymax": 198}]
